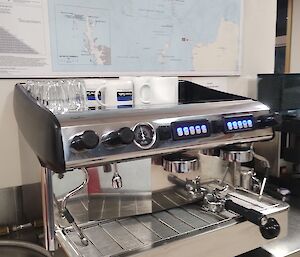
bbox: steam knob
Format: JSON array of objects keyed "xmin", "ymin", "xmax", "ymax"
[
  {"xmin": 102, "ymin": 127, "xmax": 134, "ymax": 146},
  {"xmin": 71, "ymin": 130, "xmax": 99, "ymax": 151},
  {"xmin": 260, "ymin": 217, "xmax": 280, "ymax": 239}
]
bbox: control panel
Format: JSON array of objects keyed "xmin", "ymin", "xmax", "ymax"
[
  {"xmin": 223, "ymin": 115, "xmax": 254, "ymax": 133},
  {"xmin": 69, "ymin": 115, "xmax": 265, "ymax": 153},
  {"xmin": 62, "ymin": 113, "xmax": 274, "ymax": 169},
  {"xmin": 171, "ymin": 119, "xmax": 211, "ymax": 140}
]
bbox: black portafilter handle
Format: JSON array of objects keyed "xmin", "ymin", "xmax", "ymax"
[
  {"xmin": 225, "ymin": 199, "xmax": 280, "ymax": 239},
  {"xmin": 225, "ymin": 199, "xmax": 265, "ymax": 226}
]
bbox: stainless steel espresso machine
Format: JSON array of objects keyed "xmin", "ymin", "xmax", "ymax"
[{"xmin": 13, "ymin": 79, "xmax": 288, "ymax": 257}]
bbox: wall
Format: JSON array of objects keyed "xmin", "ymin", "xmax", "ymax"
[
  {"xmin": 0, "ymin": 79, "xmax": 41, "ymax": 188},
  {"xmin": 290, "ymin": 0, "xmax": 300, "ymax": 72},
  {"xmin": 0, "ymin": 0, "xmax": 277, "ymax": 189}
]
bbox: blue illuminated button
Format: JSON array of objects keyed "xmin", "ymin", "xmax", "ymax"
[
  {"xmin": 242, "ymin": 120, "xmax": 248, "ymax": 128},
  {"xmin": 189, "ymin": 126, "xmax": 195, "ymax": 135},
  {"xmin": 232, "ymin": 121, "xmax": 238, "ymax": 129},
  {"xmin": 195, "ymin": 125, "xmax": 201, "ymax": 134},
  {"xmin": 177, "ymin": 127, "xmax": 183, "ymax": 137},
  {"xmin": 237, "ymin": 121, "xmax": 243, "ymax": 129},
  {"xmin": 227, "ymin": 122, "xmax": 233, "ymax": 130},
  {"xmin": 201, "ymin": 125, "xmax": 208, "ymax": 133},
  {"xmin": 247, "ymin": 120, "xmax": 253, "ymax": 127},
  {"xmin": 183, "ymin": 127, "xmax": 190, "ymax": 136}
]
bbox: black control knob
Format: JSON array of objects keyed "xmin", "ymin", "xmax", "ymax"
[
  {"xmin": 102, "ymin": 127, "xmax": 134, "ymax": 146},
  {"xmin": 260, "ymin": 218, "xmax": 280, "ymax": 239},
  {"xmin": 71, "ymin": 130, "xmax": 99, "ymax": 151}
]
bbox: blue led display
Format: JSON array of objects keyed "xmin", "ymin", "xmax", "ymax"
[
  {"xmin": 247, "ymin": 119, "xmax": 253, "ymax": 127},
  {"xmin": 176, "ymin": 125, "xmax": 209, "ymax": 137},
  {"xmin": 237, "ymin": 121, "xmax": 243, "ymax": 128},
  {"xmin": 232, "ymin": 121, "xmax": 238, "ymax": 129},
  {"xmin": 183, "ymin": 127, "xmax": 189, "ymax": 136},
  {"xmin": 195, "ymin": 125, "xmax": 201, "ymax": 134},
  {"xmin": 189, "ymin": 126, "xmax": 195, "ymax": 135},
  {"xmin": 172, "ymin": 120, "xmax": 210, "ymax": 140},
  {"xmin": 176, "ymin": 127, "xmax": 183, "ymax": 136},
  {"xmin": 227, "ymin": 122, "xmax": 233, "ymax": 130},
  {"xmin": 201, "ymin": 125, "xmax": 208, "ymax": 133},
  {"xmin": 224, "ymin": 116, "xmax": 255, "ymax": 133}
]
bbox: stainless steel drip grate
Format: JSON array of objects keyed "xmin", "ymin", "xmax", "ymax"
[
  {"xmin": 65, "ymin": 204, "xmax": 234, "ymax": 257},
  {"xmin": 66, "ymin": 188, "xmax": 198, "ymax": 222}
]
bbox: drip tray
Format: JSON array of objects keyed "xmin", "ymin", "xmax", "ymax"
[{"xmin": 62, "ymin": 204, "xmax": 236, "ymax": 257}]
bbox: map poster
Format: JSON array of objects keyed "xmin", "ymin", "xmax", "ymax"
[{"xmin": 0, "ymin": 0, "xmax": 242, "ymax": 77}]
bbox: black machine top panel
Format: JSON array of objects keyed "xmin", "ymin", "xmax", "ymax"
[{"xmin": 258, "ymin": 73, "xmax": 300, "ymax": 113}]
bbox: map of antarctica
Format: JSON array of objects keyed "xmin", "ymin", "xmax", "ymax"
[{"xmin": 48, "ymin": 0, "xmax": 242, "ymax": 75}]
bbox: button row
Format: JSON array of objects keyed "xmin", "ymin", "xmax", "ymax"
[
  {"xmin": 177, "ymin": 125, "xmax": 208, "ymax": 137},
  {"xmin": 227, "ymin": 119, "xmax": 253, "ymax": 131}
]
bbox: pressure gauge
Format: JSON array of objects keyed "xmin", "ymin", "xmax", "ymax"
[{"xmin": 133, "ymin": 122, "xmax": 156, "ymax": 149}]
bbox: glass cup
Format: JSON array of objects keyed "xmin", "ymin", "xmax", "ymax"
[
  {"xmin": 61, "ymin": 79, "xmax": 87, "ymax": 112},
  {"xmin": 25, "ymin": 79, "xmax": 87, "ymax": 114},
  {"xmin": 43, "ymin": 81, "xmax": 66, "ymax": 114},
  {"xmin": 70, "ymin": 79, "xmax": 87, "ymax": 111},
  {"xmin": 33, "ymin": 81, "xmax": 46, "ymax": 105},
  {"xmin": 25, "ymin": 80, "xmax": 35, "ymax": 93}
]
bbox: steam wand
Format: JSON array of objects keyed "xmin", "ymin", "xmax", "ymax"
[
  {"xmin": 56, "ymin": 168, "xmax": 89, "ymax": 246},
  {"xmin": 112, "ymin": 163, "xmax": 123, "ymax": 189},
  {"xmin": 251, "ymin": 146, "xmax": 271, "ymax": 197}
]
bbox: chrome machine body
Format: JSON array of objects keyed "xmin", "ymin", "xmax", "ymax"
[{"xmin": 13, "ymin": 80, "xmax": 289, "ymax": 257}]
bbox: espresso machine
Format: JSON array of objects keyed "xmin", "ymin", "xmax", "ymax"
[{"xmin": 13, "ymin": 79, "xmax": 288, "ymax": 257}]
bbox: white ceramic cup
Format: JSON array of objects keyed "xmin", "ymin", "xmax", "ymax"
[
  {"xmin": 133, "ymin": 76, "xmax": 178, "ymax": 106},
  {"xmin": 95, "ymin": 80, "xmax": 133, "ymax": 108},
  {"xmin": 84, "ymin": 79, "xmax": 106, "ymax": 110}
]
